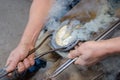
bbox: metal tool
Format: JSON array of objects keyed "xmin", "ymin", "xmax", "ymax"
[
  {"xmin": 48, "ymin": 20, "xmax": 120, "ymax": 79},
  {"xmin": 0, "ymin": 20, "xmax": 120, "ymax": 79},
  {"xmin": 0, "ymin": 47, "xmax": 67, "ymax": 79},
  {"xmin": 0, "ymin": 30, "xmax": 67, "ymax": 79},
  {"xmin": 49, "ymin": 58, "xmax": 78, "ymax": 78}
]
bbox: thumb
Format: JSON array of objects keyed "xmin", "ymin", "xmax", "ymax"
[{"xmin": 6, "ymin": 57, "xmax": 19, "ymax": 73}]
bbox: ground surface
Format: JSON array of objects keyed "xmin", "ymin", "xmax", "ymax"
[{"xmin": 0, "ymin": 0, "xmax": 31, "ymax": 80}]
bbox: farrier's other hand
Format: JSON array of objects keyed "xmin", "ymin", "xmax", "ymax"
[
  {"xmin": 6, "ymin": 44, "xmax": 35, "ymax": 73},
  {"xmin": 68, "ymin": 41, "xmax": 108, "ymax": 66}
]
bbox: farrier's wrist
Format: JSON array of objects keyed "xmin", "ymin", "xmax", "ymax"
[
  {"xmin": 94, "ymin": 41, "xmax": 109, "ymax": 57},
  {"xmin": 98, "ymin": 40, "xmax": 116, "ymax": 55},
  {"xmin": 19, "ymin": 40, "xmax": 35, "ymax": 50}
]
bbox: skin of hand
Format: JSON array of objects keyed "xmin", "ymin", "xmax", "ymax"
[
  {"xmin": 6, "ymin": 44, "xmax": 35, "ymax": 73},
  {"xmin": 68, "ymin": 37, "xmax": 120, "ymax": 66},
  {"xmin": 6, "ymin": 0, "xmax": 54, "ymax": 74}
]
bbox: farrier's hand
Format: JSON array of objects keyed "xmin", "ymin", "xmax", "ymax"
[
  {"xmin": 68, "ymin": 41, "xmax": 108, "ymax": 66},
  {"xmin": 6, "ymin": 44, "xmax": 35, "ymax": 73}
]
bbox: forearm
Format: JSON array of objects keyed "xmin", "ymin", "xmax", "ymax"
[
  {"xmin": 100, "ymin": 37, "xmax": 120, "ymax": 55},
  {"xmin": 20, "ymin": 0, "xmax": 54, "ymax": 47}
]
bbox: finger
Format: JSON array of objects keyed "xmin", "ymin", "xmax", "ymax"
[
  {"xmin": 7, "ymin": 73, "xmax": 12, "ymax": 77},
  {"xmin": 68, "ymin": 49, "xmax": 80, "ymax": 58},
  {"xmin": 18, "ymin": 62, "xmax": 25, "ymax": 73},
  {"xmin": 75, "ymin": 56, "xmax": 87, "ymax": 66},
  {"xmin": 6, "ymin": 57, "xmax": 12, "ymax": 66},
  {"xmin": 78, "ymin": 42, "xmax": 83, "ymax": 46},
  {"xmin": 28, "ymin": 54, "xmax": 35, "ymax": 66},
  {"xmin": 68, "ymin": 50, "xmax": 75, "ymax": 58},
  {"xmin": 6, "ymin": 52, "xmax": 15, "ymax": 66},
  {"xmin": 6, "ymin": 62, "xmax": 17, "ymax": 73},
  {"xmin": 74, "ymin": 46, "xmax": 79, "ymax": 49},
  {"xmin": 6, "ymin": 58, "xmax": 19, "ymax": 73},
  {"xmin": 6, "ymin": 59, "xmax": 11, "ymax": 68},
  {"xmin": 23, "ymin": 58, "xmax": 30, "ymax": 69}
]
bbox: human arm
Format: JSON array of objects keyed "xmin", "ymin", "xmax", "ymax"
[
  {"xmin": 6, "ymin": 0, "xmax": 55, "ymax": 73},
  {"xmin": 68, "ymin": 37, "xmax": 120, "ymax": 66}
]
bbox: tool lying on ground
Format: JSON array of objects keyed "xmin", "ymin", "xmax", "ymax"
[
  {"xmin": 0, "ymin": 20, "xmax": 120, "ymax": 79},
  {"xmin": 47, "ymin": 20, "xmax": 120, "ymax": 79}
]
